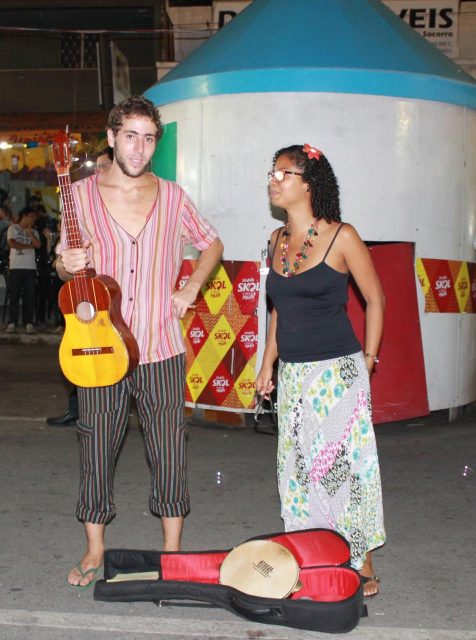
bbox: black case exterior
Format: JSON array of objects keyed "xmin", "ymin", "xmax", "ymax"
[{"xmin": 94, "ymin": 529, "xmax": 365, "ymax": 634}]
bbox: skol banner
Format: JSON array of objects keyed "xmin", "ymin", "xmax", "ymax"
[
  {"xmin": 178, "ymin": 259, "xmax": 260, "ymax": 410},
  {"xmin": 416, "ymin": 258, "xmax": 476, "ymax": 313}
]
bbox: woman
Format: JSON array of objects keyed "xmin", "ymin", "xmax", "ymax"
[{"xmin": 256, "ymin": 144, "xmax": 386, "ymax": 597}]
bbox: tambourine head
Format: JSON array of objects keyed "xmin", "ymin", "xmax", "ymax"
[{"xmin": 219, "ymin": 540, "xmax": 299, "ymax": 599}]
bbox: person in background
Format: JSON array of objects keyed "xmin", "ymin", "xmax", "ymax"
[
  {"xmin": 256, "ymin": 143, "xmax": 386, "ymax": 597},
  {"xmin": 5, "ymin": 207, "xmax": 40, "ymax": 334},
  {"xmin": 0, "ymin": 200, "xmax": 11, "ymax": 275},
  {"xmin": 46, "ymin": 146, "xmax": 114, "ymax": 427},
  {"xmin": 94, "ymin": 145, "xmax": 113, "ymax": 173},
  {"xmin": 34, "ymin": 206, "xmax": 53, "ymax": 330},
  {"xmin": 56, "ymin": 96, "xmax": 223, "ymax": 587},
  {"xmin": 0, "ymin": 188, "xmax": 13, "ymax": 215}
]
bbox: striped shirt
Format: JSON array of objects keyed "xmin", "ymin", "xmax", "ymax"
[{"xmin": 59, "ymin": 174, "xmax": 218, "ymax": 364}]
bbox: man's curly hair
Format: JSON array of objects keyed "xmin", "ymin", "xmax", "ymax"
[
  {"xmin": 107, "ymin": 95, "xmax": 163, "ymax": 140},
  {"xmin": 272, "ymin": 145, "xmax": 341, "ymax": 223}
]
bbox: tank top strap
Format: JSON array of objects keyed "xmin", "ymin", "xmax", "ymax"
[
  {"xmin": 322, "ymin": 223, "xmax": 345, "ymax": 263},
  {"xmin": 270, "ymin": 226, "xmax": 285, "ymax": 261}
]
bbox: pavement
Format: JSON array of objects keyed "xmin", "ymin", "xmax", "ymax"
[{"xmin": 0, "ymin": 335, "xmax": 475, "ymax": 640}]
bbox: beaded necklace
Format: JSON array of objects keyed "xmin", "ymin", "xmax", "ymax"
[{"xmin": 280, "ymin": 219, "xmax": 318, "ymax": 277}]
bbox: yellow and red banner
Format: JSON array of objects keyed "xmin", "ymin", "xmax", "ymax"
[
  {"xmin": 0, "ymin": 131, "xmax": 81, "ymax": 172},
  {"xmin": 0, "ymin": 130, "xmax": 81, "ymax": 145},
  {"xmin": 178, "ymin": 259, "xmax": 260, "ymax": 410},
  {"xmin": 416, "ymin": 258, "xmax": 476, "ymax": 313}
]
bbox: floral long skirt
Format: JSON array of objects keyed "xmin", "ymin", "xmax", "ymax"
[{"xmin": 277, "ymin": 351, "xmax": 386, "ymax": 570}]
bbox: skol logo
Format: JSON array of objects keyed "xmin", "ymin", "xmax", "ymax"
[
  {"xmin": 435, "ymin": 276, "xmax": 451, "ymax": 297},
  {"xmin": 189, "ymin": 328, "xmax": 205, "ymax": 342},
  {"xmin": 214, "ymin": 330, "xmax": 232, "ymax": 345},
  {"xmin": 239, "ymin": 380, "xmax": 255, "ymax": 391},
  {"xmin": 189, "ymin": 374, "xmax": 203, "ymax": 384},
  {"xmin": 207, "ymin": 278, "xmax": 228, "ymax": 299},
  {"xmin": 457, "ymin": 280, "xmax": 468, "ymax": 291},
  {"xmin": 236, "ymin": 278, "xmax": 259, "ymax": 303},
  {"xmin": 178, "ymin": 276, "xmax": 189, "ymax": 289},
  {"xmin": 207, "ymin": 280, "xmax": 227, "ymax": 290},
  {"xmin": 212, "ymin": 377, "xmax": 230, "ymax": 392},
  {"xmin": 240, "ymin": 332, "xmax": 257, "ymax": 349},
  {"xmin": 237, "ymin": 280, "xmax": 259, "ymax": 293}
]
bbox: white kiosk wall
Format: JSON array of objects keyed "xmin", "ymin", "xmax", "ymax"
[{"xmin": 158, "ymin": 92, "xmax": 476, "ymax": 413}]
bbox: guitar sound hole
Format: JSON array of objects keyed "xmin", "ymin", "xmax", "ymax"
[{"xmin": 76, "ymin": 301, "xmax": 96, "ymax": 322}]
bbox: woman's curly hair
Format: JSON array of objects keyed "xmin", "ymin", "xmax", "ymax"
[
  {"xmin": 107, "ymin": 95, "xmax": 163, "ymax": 140},
  {"xmin": 272, "ymin": 145, "xmax": 341, "ymax": 223}
]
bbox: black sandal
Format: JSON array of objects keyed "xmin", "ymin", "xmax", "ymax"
[{"xmin": 361, "ymin": 575, "xmax": 381, "ymax": 598}]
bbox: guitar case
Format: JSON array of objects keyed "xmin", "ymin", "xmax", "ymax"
[{"xmin": 94, "ymin": 528, "xmax": 366, "ymax": 634}]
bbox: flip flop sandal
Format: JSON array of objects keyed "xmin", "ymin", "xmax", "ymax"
[
  {"xmin": 361, "ymin": 575, "xmax": 381, "ymax": 598},
  {"xmin": 68, "ymin": 563, "xmax": 102, "ymax": 589}
]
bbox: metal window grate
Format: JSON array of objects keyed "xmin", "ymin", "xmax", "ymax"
[{"xmin": 59, "ymin": 33, "xmax": 98, "ymax": 69}]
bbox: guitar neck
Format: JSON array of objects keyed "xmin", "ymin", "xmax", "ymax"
[
  {"xmin": 57, "ymin": 172, "xmax": 94, "ymax": 279},
  {"xmin": 58, "ymin": 173, "xmax": 82, "ymax": 250}
]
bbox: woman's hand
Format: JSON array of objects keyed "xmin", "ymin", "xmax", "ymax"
[{"xmin": 256, "ymin": 364, "xmax": 275, "ymax": 400}]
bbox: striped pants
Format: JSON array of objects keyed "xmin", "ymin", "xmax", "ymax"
[{"xmin": 76, "ymin": 354, "xmax": 189, "ymax": 524}]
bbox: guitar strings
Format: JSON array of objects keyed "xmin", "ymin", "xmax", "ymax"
[{"xmin": 59, "ymin": 172, "xmax": 89, "ymax": 312}]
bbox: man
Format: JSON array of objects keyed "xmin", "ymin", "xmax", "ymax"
[
  {"xmin": 56, "ymin": 96, "xmax": 223, "ymax": 587},
  {"xmin": 94, "ymin": 145, "xmax": 113, "ymax": 173},
  {"xmin": 46, "ymin": 146, "xmax": 114, "ymax": 427},
  {"xmin": 6, "ymin": 207, "xmax": 40, "ymax": 334},
  {"xmin": 0, "ymin": 202, "xmax": 11, "ymax": 274}
]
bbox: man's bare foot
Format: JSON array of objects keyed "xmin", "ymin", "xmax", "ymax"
[{"xmin": 67, "ymin": 553, "xmax": 103, "ymax": 588}]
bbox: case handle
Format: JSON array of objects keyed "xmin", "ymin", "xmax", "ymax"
[{"xmin": 230, "ymin": 594, "xmax": 283, "ymax": 619}]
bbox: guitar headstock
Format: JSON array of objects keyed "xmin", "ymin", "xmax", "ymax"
[{"xmin": 52, "ymin": 130, "xmax": 72, "ymax": 176}]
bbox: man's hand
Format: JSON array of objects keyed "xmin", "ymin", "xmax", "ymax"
[
  {"xmin": 61, "ymin": 240, "xmax": 90, "ymax": 274},
  {"xmin": 171, "ymin": 281, "xmax": 200, "ymax": 319}
]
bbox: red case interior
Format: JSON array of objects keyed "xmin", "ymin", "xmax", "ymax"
[{"xmin": 159, "ymin": 530, "xmax": 360, "ymax": 602}]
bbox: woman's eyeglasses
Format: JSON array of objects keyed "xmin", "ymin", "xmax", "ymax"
[{"xmin": 267, "ymin": 170, "xmax": 303, "ymax": 183}]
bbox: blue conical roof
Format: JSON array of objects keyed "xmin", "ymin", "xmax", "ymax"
[{"xmin": 145, "ymin": 0, "xmax": 476, "ymax": 108}]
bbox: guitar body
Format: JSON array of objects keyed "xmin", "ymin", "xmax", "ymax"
[
  {"xmin": 58, "ymin": 273, "xmax": 140, "ymax": 388},
  {"xmin": 52, "ymin": 131, "xmax": 140, "ymax": 388}
]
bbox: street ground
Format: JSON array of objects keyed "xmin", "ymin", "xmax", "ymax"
[{"xmin": 0, "ymin": 339, "xmax": 475, "ymax": 640}]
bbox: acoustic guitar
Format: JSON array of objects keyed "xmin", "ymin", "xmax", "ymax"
[{"xmin": 52, "ymin": 131, "xmax": 140, "ymax": 388}]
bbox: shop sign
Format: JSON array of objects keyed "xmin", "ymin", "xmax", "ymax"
[
  {"xmin": 382, "ymin": 0, "xmax": 460, "ymax": 58},
  {"xmin": 213, "ymin": 1, "xmax": 252, "ymax": 28}
]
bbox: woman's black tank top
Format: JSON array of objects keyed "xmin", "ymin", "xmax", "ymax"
[{"xmin": 266, "ymin": 223, "xmax": 361, "ymax": 363}]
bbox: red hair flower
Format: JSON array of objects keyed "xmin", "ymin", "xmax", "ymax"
[{"xmin": 303, "ymin": 143, "xmax": 322, "ymax": 160}]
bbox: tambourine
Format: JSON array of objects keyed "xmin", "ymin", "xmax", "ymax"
[{"xmin": 219, "ymin": 539, "xmax": 300, "ymax": 598}]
